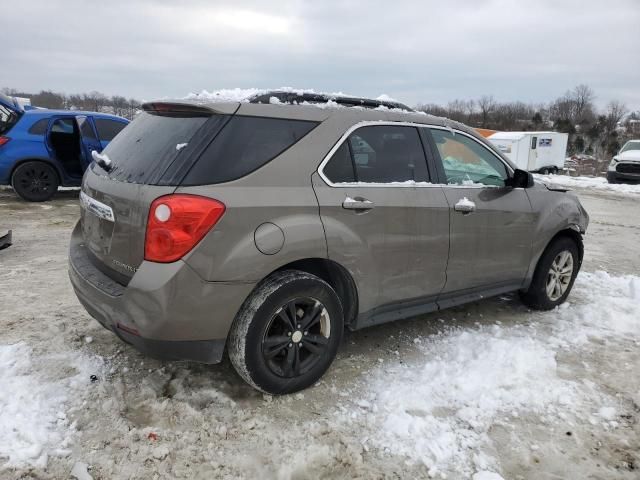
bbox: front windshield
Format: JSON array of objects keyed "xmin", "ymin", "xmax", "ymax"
[{"xmin": 620, "ymin": 141, "xmax": 640, "ymax": 153}]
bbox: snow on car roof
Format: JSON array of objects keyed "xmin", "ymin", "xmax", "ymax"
[{"xmin": 184, "ymin": 87, "xmax": 413, "ymax": 111}]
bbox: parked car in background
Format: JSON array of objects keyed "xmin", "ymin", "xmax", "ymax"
[
  {"xmin": 0, "ymin": 93, "xmax": 129, "ymax": 201},
  {"xmin": 607, "ymin": 139, "xmax": 640, "ymax": 184},
  {"xmin": 69, "ymin": 91, "xmax": 589, "ymax": 395}
]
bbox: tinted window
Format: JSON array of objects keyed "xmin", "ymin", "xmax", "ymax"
[
  {"xmin": 182, "ymin": 116, "xmax": 318, "ymax": 185},
  {"xmin": 430, "ymin": 129, "xmax": 508, "ymax": 187},
  {"xmin": 77, "ymin": 117, "xmax": 97, "ymax": 140},
  {"xmin": 326, "ymin": 125, "xmax": 428, "ymax": 183},
  {"xmin": 96, "ymin": 111, "xmax": 210, "ymax": 184},
  {"xmin": 95, "ymin": 118, "xmax": 127, "ymax": 142},
  {"xmin": 323, "ymin": 142, "xmax": 355, "ymax": 183},
  {"xmin": 28, "ymin": 118, "xmax": 49, "ymax": 135}
]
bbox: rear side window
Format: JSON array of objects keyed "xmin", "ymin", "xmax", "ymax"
[
  {"xmin": 322, "ymin": 125, "xmax": 429, "ymax": 184},
  {"xmin": 323, "ymin": 143, "xmax": 355, "ymax": 183},
  {"xmin": 97, "ymin": 111, "xmax": 210, "ymax": 184},
  {"xmin": 181, "ymin": 116, "xmax": 318, "ymax": 185},
  {"xmin": 95, "ymin": 118, "xmax": 127, "ymax": 142},
  {"xmin": 28, "ymin": 118, "xmax": 49, "ymax": 135}
]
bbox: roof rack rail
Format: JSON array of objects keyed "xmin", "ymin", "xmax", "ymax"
[{"xmin": 249, "ymin": 91, "xmax": 413, "ymax": 112}]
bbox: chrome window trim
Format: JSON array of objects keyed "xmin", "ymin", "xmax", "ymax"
[{"xmin": 316, "ymin": 121, "xmax": 514, "ymax": 188}]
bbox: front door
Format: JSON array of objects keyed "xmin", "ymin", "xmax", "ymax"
[
  {"xmin": 76, "ymin": 116, "xmax": 103, "ymax": 170},
  {"xmin": 427, "ymin": 127, "xmax": 535, "ymax": 294},
  {"xmin": 313, "ymin": 124, "xmax": 449, "ymax": 322}
]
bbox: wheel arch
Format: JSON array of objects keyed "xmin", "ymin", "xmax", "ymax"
[
  {"xmin": 272, "ymin": 258, "xmax": 359, "ymax": 328},
  {"xmin": 10, "ymin": 157, "xmax": 64, "ymax": 185},
  {"xmin": 524, "ymin": 226, "xmax": 584, "ymax": 289}
]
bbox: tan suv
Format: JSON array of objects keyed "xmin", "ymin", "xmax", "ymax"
[{"xmin": 69, "ymin": 91, "xmax": 589, "ymax": 394}]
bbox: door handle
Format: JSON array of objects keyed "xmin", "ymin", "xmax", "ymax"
[
  {"xmin": 454, "ymin": 197, "xmax": 476, "ymax": 214},
  {"xmin": 342, "ymin": 196, "xmax": 375, "ymax": 211}
]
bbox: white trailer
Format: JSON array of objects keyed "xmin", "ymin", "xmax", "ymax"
[{"xmin": 488, "ymin": 131, "xmax": 568, "ymax": 174}]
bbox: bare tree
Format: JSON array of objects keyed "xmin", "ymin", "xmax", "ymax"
[
  {"xmin": 477, "ymin": 95, "xmax": 496, "ymax": 127},
  {"xmin": 571, "ymin": 84, "xmax": 595, "ymax": 123}
]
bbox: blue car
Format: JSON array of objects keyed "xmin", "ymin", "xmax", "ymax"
[{"xmin": 0, "ymin": 93, "xmax": 129, "ymax": 201}]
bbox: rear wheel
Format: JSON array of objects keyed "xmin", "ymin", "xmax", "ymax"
[
  {"xmin": 540, "ymin": 167, "xmax": 549, "ymax": 175},
  {"xmin": 520, "ymin": 237, "xmax": 580, "ymax": 310},
  {"xmin": 11, "ymin": 161, "xmax": 59, "ymax": 202},
  {"xmin": 228, "ymin": 270, "xmax": 343, "ymax": 394}
]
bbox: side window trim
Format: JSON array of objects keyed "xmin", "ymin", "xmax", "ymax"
[
  {"xmin": 318, "ymin": 122, "xmax": 433, "ymax": 187},
  {"xmin": 418, "ymin": 127, "xmax": 447, "ymax": 184},
  {"xmin": 346, "ymin": 136, "xmax": 359, "ymax": 182}
]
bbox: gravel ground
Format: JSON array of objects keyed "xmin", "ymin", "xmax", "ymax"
[{"xmin": 0, "ymin": 184, "xmax": 639, "ymax": 480}]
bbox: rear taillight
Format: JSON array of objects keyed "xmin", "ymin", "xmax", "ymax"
[
  {"xmin": 0, "ymin": 136, "xmax": 10, "ymax": 147},
  {"xmin": 144, "ymin": 194, "xmax": 225, "ymax": 263}
]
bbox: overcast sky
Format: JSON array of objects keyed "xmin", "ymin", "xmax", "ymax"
[{"xmin": 5, "ymin": 0, "xmax": 640, "ymax": 111}]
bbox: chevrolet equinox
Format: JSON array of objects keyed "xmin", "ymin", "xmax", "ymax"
[{"xmin": 69, "ymin": 91, "xmax": 589, "ymax": 394}]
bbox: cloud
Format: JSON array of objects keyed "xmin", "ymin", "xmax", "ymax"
[{"xmin": 3, "ymin": 0, "xmax": 639, "ymax": 110}]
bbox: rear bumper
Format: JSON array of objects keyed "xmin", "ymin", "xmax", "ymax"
[
  {"xmin": 68, "ymin": 220, "xmax": 255, "ymax": 363},
  {"xmin": 607, "ymin": 171, "xmax": 640, "ymax": 184}
]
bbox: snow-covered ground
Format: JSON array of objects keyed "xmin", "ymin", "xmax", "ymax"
[
  {"xmin": 0, "ymin": 187, "xmax": 639, "ymax": 479},
  {"xmin": 535, "ymin": 173, "xmax": 640, "ymax": 195}
]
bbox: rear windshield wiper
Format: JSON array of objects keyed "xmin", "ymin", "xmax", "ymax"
[{"xmin": 91, "ymin": 150, "xmax": 113, "ymax": 172}]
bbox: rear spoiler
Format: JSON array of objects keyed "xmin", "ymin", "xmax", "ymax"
[{"xmin": 142, "ymin": 101, "xmax": 238, "ymax": 116}]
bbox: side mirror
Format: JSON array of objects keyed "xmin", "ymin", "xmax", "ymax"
[{"xmin": 508, "ymin": 168, "xmax": 534, "ymax": 188}]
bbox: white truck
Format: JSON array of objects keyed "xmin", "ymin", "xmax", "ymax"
[{"xmin": 488, "ymin": 131, "xmax": 568, "ymax": 174}]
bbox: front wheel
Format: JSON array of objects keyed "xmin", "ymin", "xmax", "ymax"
[
  {"xmin": 520, "ymin": 237, "xmax": 580, "ymax": 310},
  {"xmin": 11, "ymin": 161, "xmax": 59, "ymax": 202},
  {"xmin": 228, "ymin": 270, "xmax": 343, "ymax": 394}
]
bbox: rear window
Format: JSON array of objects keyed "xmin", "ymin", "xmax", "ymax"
[
  {"xmin": 95, "ymin": 111, "xmax": 211, "ymax": 184},
  {"xmin": 180, "ymin": 116, "xmax": 318, "ymax": 185},
  {"xmin": 95, "ymin": 118, "xmax": 127, "ymax": 142}
]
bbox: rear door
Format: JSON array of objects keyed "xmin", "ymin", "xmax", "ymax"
[
  {"xmin": 313, "ymin": 124, "xmax": 449, "ymax": 320},
  {"xmin": 426, "ymin": 127, "xmax": 535, "ymax": 295}
]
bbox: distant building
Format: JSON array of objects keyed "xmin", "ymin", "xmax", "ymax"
[{"xmin": 628, "ymin": 119, "xmax": 640, "ymax": 136}]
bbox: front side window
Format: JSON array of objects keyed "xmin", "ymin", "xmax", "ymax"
[
  {"xmin": 430, "ymin": 129, "xmax": 508, "ymax": 187},
  {"xmin": 322, "ymin": 125, "xmax": 429, "ymax": 184},
  {"xmin": 77, "ymin": 117, "xmax": 97, "ymax": 140}
]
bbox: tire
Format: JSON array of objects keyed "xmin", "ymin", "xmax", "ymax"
[
  {"xmin": 11, "ymin": 161, "xmax": 59, "ymax": 202},
  {"xmin": 540, "ymin": 168, "xmax": 549, "ymax": 175},
  {"xmin": 520, "ymin": 237, "xmax": 580, "ymax": 310},
  {"xmin": 228, "ymin": 270, "xmax": 344, "ymax": 394}
]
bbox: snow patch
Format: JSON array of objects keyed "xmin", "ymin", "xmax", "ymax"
[
  {"xmin": 0, "ymin": 343, "xmax": 104, "ymax": 469},
  {"xmin": 351, "ymin": 270, "xmax": 640, "ymax": 477},
  {"xmin": 535, "ymin": 174, "xmax": 640, "ymax": 195}
]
